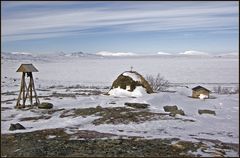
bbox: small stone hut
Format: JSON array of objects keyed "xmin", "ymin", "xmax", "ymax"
[
  {"xmin": 109, "ymin": 71, "xmax": 154, "ymax": 94},
  {"xmin": 192, "ymin": 86, "xmax": 210, "ymax": 98}
]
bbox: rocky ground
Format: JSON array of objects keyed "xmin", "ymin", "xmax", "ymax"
[
  {"xmin": 2, "ymin": 128, "xmax": 232, "ymax": 157},
  {"xmin": 1, "ymin": 104, "xmax": 239, "ymax": 157}
]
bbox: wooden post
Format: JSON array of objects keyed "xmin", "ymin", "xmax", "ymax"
[
  {"xmin": 30, "ymin": 76, "xmax": 33, "ymax": 106},
  {"xmin": 24, "ymin": 76, "xmax": 31, "ymax": 106},
  {"xmin": 16, "ymin": 73, "xmax": 24, "ymax": 108},
  {"xmin": 31, "ymin": 76, "xmax": 40, "ymax": 105},
  {"xmin": 23, "ymin": 80, "xmax": 29, "ymax": 106},
  {"xmin": 22, "ymin": 72, "xmax": 26, "ymax": 107}
]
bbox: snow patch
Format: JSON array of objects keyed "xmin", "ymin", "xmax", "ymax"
[
  {"xmin": 47, "ymin": 135, "xmax": 56, "ymax": 139},
  {"xmin": 108, "ymin": 86, "xmax": 147, "ymax": 97},
  {"xmin": 122, "ymin": 72, "xmax": 141, "ymax": 81},
  {"xmin": 176, "ymin": 87, "xmax": 192, "ymax": 96},
  {"xmin": 199, "ymin": 94, "xmax": 208, "ymax": 99}
]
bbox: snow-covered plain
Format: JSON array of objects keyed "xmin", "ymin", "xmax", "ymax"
[{"xmin": 1, "ymin": 53, "xmax": 239, "ymax": 156}]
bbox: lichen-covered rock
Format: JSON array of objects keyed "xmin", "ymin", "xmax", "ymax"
[
  {"xmin": 163, "ymin": 105, "xmax": 185, "ymax": 116},
  {"xmin": 38, "ymin": 102, "xmax": 53, "ymax": 109},
  {"xmin": 198, "ymin": 109, "xmax": 216, "ymax": 115},
  {"xmin": 9, "ymin": 123, "xmax": 25, "ymax": 131},
  {"xmin": 169, "ymin": 109, "xmax": 185, "ymax": 116},
  {"xmin": 163, "ymin": 105, "xmax": 178, "ymax": 112},
  {"xmin": 124, "ymin": 102, "xmax": 150, "ymax": 109}
]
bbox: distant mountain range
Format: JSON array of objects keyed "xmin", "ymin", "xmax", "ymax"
[
  {"xmin": 1, "ymin": 50, "xmax": 238, "ymax": 61},
  {"xmin": 1, "ymin": 51, "xmax": 43, "ymax": 61},
  {"xmin": 178, "ymin": 50, "xmax": 209, "ymax": 56},
  {"xmin": 157, "ymin": 50, "xmax": 238, "ymax": 58},
  {"xmin": 64, "ymin": 51, "xmax": 98, "ymax": 57}
]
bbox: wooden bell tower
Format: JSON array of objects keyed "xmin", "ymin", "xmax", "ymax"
[{"xmin": 15, "ymin": 64, "xmax": 40, "ymax": 109}]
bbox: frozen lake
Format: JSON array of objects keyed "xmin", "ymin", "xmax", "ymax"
[{"xmin": 1, "ymin": 55, "xmax": 239, "ymax": 87}]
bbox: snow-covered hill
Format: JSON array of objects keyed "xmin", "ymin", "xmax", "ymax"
[
  {"xmin": 179, "ymin": 50, "xmax": 209, "ymax": 56},
  {"xmin": 96, "ymin": 51, "xmax": 137, "ymax": 57},
  {"xmin": 216, "ymin": 52, "xmax": 239, "ymax": 58},
  {"xmin": 157, "ymin": 52, "xmax": 171, "ymax": 55},
  {"xmin": 1, "ymin": 52, "xmax": 39, "ymax": 61},
  {"xmin": 64, "ymin": 51, "xmax": 99, "ymax": 57}
]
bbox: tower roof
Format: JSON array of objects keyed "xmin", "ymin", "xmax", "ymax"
[
  {"xmin": 16, "ymin": 64, "xmax": 38, "ymax": 72},
  {"xmin": 192, "ymin": 85, "xmax": 210, "ymax": 92}
]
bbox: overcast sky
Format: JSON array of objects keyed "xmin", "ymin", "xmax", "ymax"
[{"xmin": 1, "ymin": 1, "xmax": 239, "ymax": 54}]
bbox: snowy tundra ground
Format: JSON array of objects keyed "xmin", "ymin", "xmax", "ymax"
[{"xmin": 1, "ymin": 53, "xmax": 239, "ymax": 157}]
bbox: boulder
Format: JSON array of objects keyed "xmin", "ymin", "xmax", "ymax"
[
  {"xmin": 169, "ymin": 109, "xmax": 185, "ymax": 116},
  {"xmin": 124, "ymin": 102, "xmax": 150, "ymax": 109},
  {"xmin": 198, "ymin": 109, "xmax": 216, "ymax": 115},
  {"xmin": 9, "ymin": 123, "xmax": 25, "ymax": 131},
  {"xmin": 38, "ymin": 102, "xmax": 53, "ymax": 109},
  {"xmin": 163, "ymin": 105, "xmax": 185, "ymax": 116},
  {"xmin": 163, "ymin": 105, "xmax": 178, "ymax": 112},
  {"xmin": 96, "ymin": 105, "xmax": 102, "ymax": 109}
]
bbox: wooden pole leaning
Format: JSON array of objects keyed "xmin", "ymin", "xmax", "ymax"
[
  {"xmin": 29, "ymin": 73, "xmax": 40, "ymax": 106},
  {"xmin": 16, "ymin": 72, "xmax": 25, "ymax": 108}
]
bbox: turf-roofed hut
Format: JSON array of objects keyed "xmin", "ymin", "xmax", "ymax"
[{"xmin": 109, "ymin": 71, "xmax": 154, "ymax": 94}]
